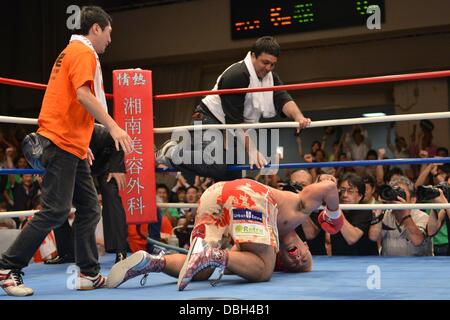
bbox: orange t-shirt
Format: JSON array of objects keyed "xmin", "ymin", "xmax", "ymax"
[{"xmin": 37, "ymin": 41, "xmax": 97, "ymax": 159}]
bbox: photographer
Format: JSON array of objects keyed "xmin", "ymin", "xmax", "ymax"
[
  {"xmin": 174, "ymin": 186, "xmax": 200, "ymax": 249},
  {"xmin": 370, "ymin": 176, "xmax": 432, "ymax": 256},
  {"xmin": 329, "ymin": 173, "xmax": 378, "ymax": 256},
  {"xmin": 415, "ymin": 162, "xmax": 450, "ymax": 189},
  {"xmin": 424, "ymin": 184, "xmax": 450, "ymax": 255}
]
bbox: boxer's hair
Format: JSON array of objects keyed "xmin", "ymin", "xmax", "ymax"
[
  {"xmin": 251, "ymin": 36, "xmax": 280, "ymax": 58},
  {"xmin": 76, "ymin": 6, "xmax": 112, "ymax": 35}
]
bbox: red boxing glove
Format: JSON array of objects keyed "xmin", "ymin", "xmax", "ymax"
[{"xmin": 318, "ymin": 209, "xmax": 344, "ymax": 234}]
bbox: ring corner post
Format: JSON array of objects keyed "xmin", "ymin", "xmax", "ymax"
[{"xmin": 113, "ymin": 69, "xmax": 156, "ymax": 225}]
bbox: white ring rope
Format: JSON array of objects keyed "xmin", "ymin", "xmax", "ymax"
[
  {"xmin": 157, "ymin": 202, "xmax": 450, "ymax": 211},
  {"xmin": 1, "ymin": 203, "xmax": 449, "ymax": 219},
  {"xmin": 152, "ymin": 112, "xmax": 450, "ymax": 133},
  {"xmin": 2, "ymin": 112, "xmax": 450, "ymax": 132},
  {"xmin": 0, "ymin": 208, "xmax": 76, "ymax": 219},
  {"xmin": 0, "ymin": 116, "xmax": 38, "ymax": 125}
]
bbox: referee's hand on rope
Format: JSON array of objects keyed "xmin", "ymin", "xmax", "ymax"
[
  {"xmin": 109, "ymin": 124, "xmax": 133, "ymax": 154},
  {"xmin": 294, "ymin": 116, "xmax": 311, "ymax": 135},
  {"xmin": 249, "ymin": 149, "xmax": 268, "ymax": 170}
]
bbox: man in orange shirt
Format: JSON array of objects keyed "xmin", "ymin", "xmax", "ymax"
[{"xmin": 0, "ymin": 6, "xmax": 133, "ymax": 297}]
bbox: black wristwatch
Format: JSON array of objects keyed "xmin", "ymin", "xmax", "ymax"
[{"xmin": 370, "ymin": 212, "xmax": 385, "ymax": 225}]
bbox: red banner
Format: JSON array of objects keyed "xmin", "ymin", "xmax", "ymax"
[{"xmin": 113, "ymin": 69, "xmax": 156, "ymax": 224}]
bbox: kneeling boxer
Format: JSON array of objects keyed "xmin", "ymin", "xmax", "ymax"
[{"xmin": 106, "ymin": 178, "xmax": 343, "ymax": 290}]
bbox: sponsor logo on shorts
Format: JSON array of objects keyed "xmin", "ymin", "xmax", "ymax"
[
  {"xmin": 234, "ymin": 224, "xmax": 265, "ymax": 237},
  {"xmin": 233, "ymin": 208, "xmax": 263, "ymax": 223}
]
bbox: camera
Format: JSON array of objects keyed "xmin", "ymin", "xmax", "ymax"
[
  {"xmin": 378, "ymin": 185, "xmax": 407, "ymax": 201},
  {"xmin": 417, "ymin": 182, "xmax": 450, "ymax": 202}
]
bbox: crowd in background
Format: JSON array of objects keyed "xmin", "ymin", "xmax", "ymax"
[{"xmin": 1, "ymin": 119, "xmax": 450, "ymax": 261}]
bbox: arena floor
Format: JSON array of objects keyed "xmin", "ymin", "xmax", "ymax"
[{"xmin": 1, "ymin": 254, "xmax": 449, "ymax": 300}]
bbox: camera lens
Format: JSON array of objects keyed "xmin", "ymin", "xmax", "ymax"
[
  {"xmin": 379, "ymin": 185, "xmax": 396, "ymax": 201},
  {"xmin": 417, "ymin": 185, "xmax": 440, "ymax": 201}
]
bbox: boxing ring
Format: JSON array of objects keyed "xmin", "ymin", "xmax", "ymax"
[
  {"xmin": 1, "ymin": 70, "xmax": 450, "ymax": 300},
  {"xmin": 2, "ymin": 255, "xmax": 450, "ymax": 300}
]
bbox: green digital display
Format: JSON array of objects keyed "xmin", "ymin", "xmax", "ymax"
[{"xmin": 231, "ymin": 0, "xmax": 385, "ymax": 39}]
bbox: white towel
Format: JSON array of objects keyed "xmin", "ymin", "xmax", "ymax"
[
  {"xmin": 69, "ymin": 35, "xmax": 108, "ymax": 112},
  {"xmin": 243, "ymin": 51, "xmax": 276, "ymax": 119},
  {"xmin": 202, "ymin": 52, "xmax": 276, "ymax": 123}
]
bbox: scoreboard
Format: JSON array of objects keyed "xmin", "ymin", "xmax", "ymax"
[{"xmin": 231, "ymin": 0, "xmax": 385, "ymax": 39}]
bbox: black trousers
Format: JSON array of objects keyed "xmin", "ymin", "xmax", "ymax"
[
  {"xmin": 170, "ymin": 105, "xmax": 242, "ymax": 184},
  {"xmin": 53, "ymin": 219, "xmax": 74, "ymax": 259},
  {"xmin": 98, "ymin": 174, "xmax": 128, "ymax": 254},
  {"xmin": 0, "ymin": 142, "xmax": 101, "ymax": 275},
  {"xmin": 52, "ymin": 174, "xmax": 128, "ymax": 256}
]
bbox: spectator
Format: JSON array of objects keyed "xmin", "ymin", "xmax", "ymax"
[
  {"xmin": 410, "ymin": 120, "xmax": 438, "ymax": 158},
  {"xmin": 426, "ymin": 186, "xmax": 450, "ymax": 256},
  {"xmin": 387, "ymin": 122, "xmax": 413, "ymax": 178},
  {"xmin": 329, "ymin": 173, "xmax": 378, "ymax": 256},
  {"xmin": 175, "ymin": 186, "xmax": 200, "ymax": 249},
  {"xmin": 195, "ymin": 176, "xmax": 214, "ymax": 192},
  {"xmin": 171, "ymin": 172, "xmax": 190, "ymax": 194},
  {"xmin": 310, "ymin": 140, "xmax": 322, "ymax": 155},
  {"xmin": 184, "ymin": 185, "xmax": 199, "ymax": 205},
  {"xmin": 313, "ymin": 149, "xmax": 326, "ymax": 163},
  {"xmin": 436, "ymin": 147, "xmax": 449, "ymax": 158},
  {"xmin": 383, "ymin": 167, "xmax": 405, "ymax": 184},
  {"xmin": 303, "ymin": 153, "xmax": 318, "ymax": 181},
  {"xmin": 3, "ymin": 148, "xmax": 29, "ymax": 210},
  {"xmin": 362, "ymin": 175, "xmax": 379, "ymax": 204},
  {"xmin": 361, "ymin": 149, "xmax": 378, "ymax": 177},
  {"xmin": 328, "ymin": 140, "xmax": 343, "ymax": 162},
  {"xmin": 157, "ymin": 184, "xmax": 180, "ymax": 227},
  {"xmin": 290, "ymin": 169, "xmax": 313, "ymax": 188},
  {"xmin": 335, "ymin": 152, "xmax": 356, "ymax": 178},
  {"xmin": 370, "ymin": 176, "xmax": 432, "ymax": 256},
  {"xmin": 343, "ymin": 125, "xmax": 372, "ymax": 161},
  {"xmin": 415, "ymin": 163, "xmax": 450, "ymax": 189},
  {"xmin": 10, "ymin": 174, "xmax": 40, "ymax": 228},
  {"xmin": 175, "ymin": 187, "xmax": 187, "ymax": 203}
]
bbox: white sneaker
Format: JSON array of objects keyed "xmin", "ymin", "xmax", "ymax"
[
  {"xmin": 0, "ymin": 269, "xmax": 34, "ymax": 297},
  {"xmin": 77, "ymin": 273, "xmax": 107, "ymax": 290}
]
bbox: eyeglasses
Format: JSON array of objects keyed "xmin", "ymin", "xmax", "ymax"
[{"xmin": 339, "ymin": 188, "xmax": 359, "ymax": 195}]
